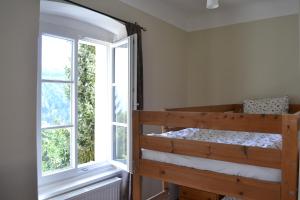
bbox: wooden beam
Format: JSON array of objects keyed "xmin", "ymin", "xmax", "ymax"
[
  {"xmin": 133, "ymin": 111, "xmax": 142, "ymax": 200},
  {"xmin": 133, "ymin": 111, "xmax": 141, "ymax": 171},
  {"xmin": 166, "ymin": 103, "xmax": 300, "ymax": 114},
  {"xmin": 140, "ymin": 135, "xmax": 281, "ymax": 169},
  {"xmin": 138, "ymin": 159, "xmax": 281, "ymax": 200},
  {"xmin": 165, "ymin": 104, "xmax": 236, "ymax": 112},
  {"xmin": 281, "ymin": 115, "xmax": 299, "ymax": 200},
  {"xmin": 289, "ymin": 104, "xmax": 300, "ymax": 114},
  {"xmin": 133, "ymin": 174, "xmax": 142, "ymax": 200},
  {"xmin": 140, "ymin": 111, "xmax": 282, "ymax": 133}
]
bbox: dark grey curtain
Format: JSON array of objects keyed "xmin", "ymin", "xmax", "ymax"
[
  {"xmin": 126, "ymin": 22, "xmax": 144, "ymax": 110},
  {"xmin": 120, "ymin": 171, "xmax": 133, "ymax": 200}
]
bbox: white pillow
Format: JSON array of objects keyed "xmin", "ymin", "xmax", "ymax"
[{"xmin": 243, "ymin": 96, "xmax": 289, "ymax": 114}]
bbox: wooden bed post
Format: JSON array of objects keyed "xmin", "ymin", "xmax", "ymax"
[
  {"xmin": 281, "ymin": 115, "xmax": 299, "ymax": 200},
  {"xmin": 133, "ymin": 111, "xmax": 142, "ymax": 200},
  {"xmin": 162, "ymin": 181, "xmax": 169, "ymax": 193}
]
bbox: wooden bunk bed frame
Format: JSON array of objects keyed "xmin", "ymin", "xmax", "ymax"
[{"xmin": 132, "ymin": 104, "xmax": 300, "ymax": 200}]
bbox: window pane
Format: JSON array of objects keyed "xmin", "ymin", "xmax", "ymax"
[
  {"xmin": 77, "ymin": 42, "xmax": 96, "ymax": 164},
  {"xmin": 113, "ymin": 126, "xmax": 127, "ymax": 164},
  {"xmin": 112, "ymin": 86, "xmax": 128, "ymax": 123},
  {"xmin": 42, "ymin": 35, "xmax": 73, "ymax": 81},
  {"xmin": 113, "ymin": 43, "xmax": 128, "ymax": 85},
  {"xmin": 41, "ymin": 82, "xmax": 72, "ymax": 128},
  {"xmin": 42, "ymin": 128, "xmax": 71, "ymax": 174}
]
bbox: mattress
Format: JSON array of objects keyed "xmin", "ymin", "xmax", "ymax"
[{"xmin": 142, "ymin": 128, "xmax": 282, "ymax": 182}]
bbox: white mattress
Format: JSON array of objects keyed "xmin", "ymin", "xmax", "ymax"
[{"xmin": 142, "ymin": 128, "xmax": 282, "ymax": 182}]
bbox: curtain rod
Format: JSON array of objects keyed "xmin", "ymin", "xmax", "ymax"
[{"xmin": 62, "ymin": 0, "xmax": 147, "ymax": 31}]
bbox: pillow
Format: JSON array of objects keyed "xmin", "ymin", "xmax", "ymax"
[{"xmin": 243, "ymin": 96, "xmax": 289, "ymax": 114}]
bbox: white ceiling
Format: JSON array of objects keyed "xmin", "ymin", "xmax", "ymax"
[{"xmin": 120, "ymin": 0, "xmax": 299, "ymax": 31}]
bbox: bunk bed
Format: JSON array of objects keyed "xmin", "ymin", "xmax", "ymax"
[{"xmin": 132, "ymin": 104, "xmax": 300, "ymax": 200}]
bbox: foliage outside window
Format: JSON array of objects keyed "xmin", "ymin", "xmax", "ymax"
[
  {"xmin": 40, "ymin": 34, "xmax": 131, "ymax": 177},
  {"xmin": 41, "ymin": 36, "xmax": 96, "ymax": 172},
  {"xmin": 77, "ymin": 43, "xmax": 96, "ymax": 164}
]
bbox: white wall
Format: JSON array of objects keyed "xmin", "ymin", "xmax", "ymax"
[
  {"xmin": 186, "ymin": 15, "xmax": 299, "ymax": 106},
  {"xmin": 0, "ymin": 0, "xmax": 39, "ymax": 199}
]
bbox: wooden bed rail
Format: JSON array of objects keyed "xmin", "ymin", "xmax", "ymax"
[
  {"xmin": 140, "ymin": 111, "xmax": 283, "ymax": 134},
  {"xmin": 165, "ymin": 104, "xmax": 242, "ymax": 113},
  {"xmin": 132, "ymin": 110, "xmax": 299, "ymax": 200},
  {"xmin": 166, "ymin": 104, "xmax": 300, "ymax": 114},
  {"xmin": 140, "ymin": 135, "xmax": 281, "ymax": 168}
]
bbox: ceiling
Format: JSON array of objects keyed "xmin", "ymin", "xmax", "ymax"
[{"xmin": 120, "ymin": 0, "xmax": 299, "ymax": 31}]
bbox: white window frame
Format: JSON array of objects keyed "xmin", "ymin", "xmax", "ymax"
[
  {"xmin": 109, "ymin": 38, "xmax": 130, "ymax": 171},
  {"xmin": 37, "ymin": 26, "xmax": 113, "ymax": 186},
  {"xmin": 37, "ymin": 19, "xmax": 136, "ymax": 186},
  {"xmin": 108, "ymin": 35, "xmax": 137, "ymax": 172}
]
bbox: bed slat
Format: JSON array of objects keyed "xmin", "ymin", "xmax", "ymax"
[
  {"xmin": 140, "ymin": 135, "xmax": 281, "ymax": 169},
  {"xmin": 166, "ymin": 104, "xmax": 237, "ymax": 112},
  {"xmin": 138, "ymin": 159, "xmax": 280, "ymax": 200},
  {"xmin": 140, "ymin": 111, "xmax": 282, "ymax": 134}
]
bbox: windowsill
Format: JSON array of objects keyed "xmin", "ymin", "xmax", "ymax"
[{"xmin": 38, "ymin": 164, "xmax": 123, "ymax": 200}]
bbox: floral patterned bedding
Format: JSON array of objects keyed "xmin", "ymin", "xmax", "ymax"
[{"xmin": 148, "ymin": 128, "xmax": 282, "ymax": 149}]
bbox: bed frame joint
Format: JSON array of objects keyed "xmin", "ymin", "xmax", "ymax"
[
  {"xmin": 171, "ymin": 140, "xmax": 174, "ymax": 153},
  {"xmin": 242, "ymin": 146, "xmax": 248, "ymax": 158}
]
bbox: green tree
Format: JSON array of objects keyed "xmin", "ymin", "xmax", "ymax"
[
  {"xmin": 77, "ymin": 43, "xmax": 96, "ymax": 164},
  {"xmin": 42, "ymin": 43, "xmax": 96, "ymax": 172},
  {"xmin": 42, "ymin": 128, "xmax": 70, "ymax": 172}
]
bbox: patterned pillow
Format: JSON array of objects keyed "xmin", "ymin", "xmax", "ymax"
[{"xmin": 243, "ymin": 96, "xmax": 289, "ymax": 114}]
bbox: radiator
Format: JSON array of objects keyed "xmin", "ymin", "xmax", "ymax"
[{"xmin": 51, "ymin": 177, "xmax": 122, "ymax": 200}]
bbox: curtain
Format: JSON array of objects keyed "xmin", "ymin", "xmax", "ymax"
[
  {"xmin": 126, "ymin": 22, "xmax": 144, "ymax": 110},
  {"xmin": 120, "ymin": 171, "xmax": 133, "ymax": 200}
]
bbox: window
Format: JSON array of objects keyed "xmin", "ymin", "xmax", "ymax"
[
  {"xmin": 112, "ymin": 41, "xmax": 129, "ymax": 165},
  {"xmin": 37, "ymin": 32, "xmax": 136, "ymax": 184},
  {"xmin": 41, "ymin": 35, "xmax": 74, "ymax": 174}
]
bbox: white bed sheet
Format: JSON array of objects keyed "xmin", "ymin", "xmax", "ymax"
[
  {"xmin": 142, "ymin": 128, "xmax": 282, "ymax": 182},
  {"xmin": 142, "ymin": 149, "xmax": 281, "ymax": 182}
]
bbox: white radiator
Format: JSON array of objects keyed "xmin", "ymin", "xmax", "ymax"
[{"xmin": 51, "ymin": 177, "xmax": 122, "ymax": 200}]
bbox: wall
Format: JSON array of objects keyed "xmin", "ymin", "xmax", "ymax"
[
  {"xmin": 0, "ymin": 0, "xmax": 39, "ymax": 199},
  {"xmin": 187, "ymin": 15, "xmax": 299, "ymax": 106}
]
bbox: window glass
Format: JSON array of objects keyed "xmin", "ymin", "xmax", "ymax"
[
  {"xmin": 42, "ymin": 35, "xmax": 73, "ymax": 81},
  {"xmin": 77, "ymin": 42, "xmax": 96, "ymax": 165},
  {"xmin": 113, "ymin": 43, "xmax": 128, "ymax": 85},
  {"xmin": 41, "ymin": 82, "xmax": 72, "ymax": 128},
  {"xmin": 112, "ymin": 125, "xmax": 127, "ymax": 164},
  {"xmin": 112, "ymin": 86, "xmax": 128, "ymax": 123},
  {"xmin": 112, "ymin": 42, "xmax": 129, "ymax": 124},
  {"xmin": 42, "ymin": 128, "xmax": 71, "ymax": 174}
]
